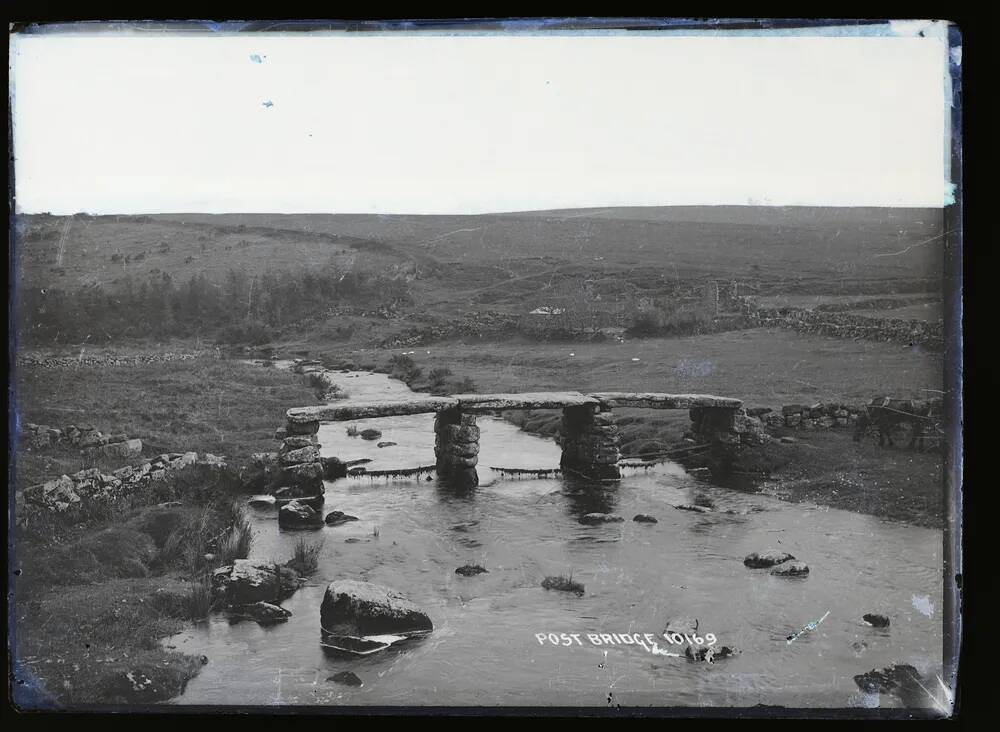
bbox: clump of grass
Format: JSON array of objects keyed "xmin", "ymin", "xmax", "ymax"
[
  {"xmin": 346, "ymin": 425, "xmax": 359, "ymax": 437},
  {"xmin": 286, "ymin": 537, "xmax": 323, "ymax": 576},
  {"xmin": 216, "ymin": 512, "xmax": 254, "ymax": 566},
  {"xmin": 185, "ymin": 574, "xmax": 214, "ymax": 620},
  {"xmin": 542, "ymin": 573, "xmax": 584, "ymax": 596},
  {"xmin": 371, "ymin": 525, "xmax": 380, "ymax": 538}
]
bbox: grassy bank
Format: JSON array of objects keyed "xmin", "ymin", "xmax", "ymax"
[
  {"xmin": 11, "ymin": 356, "xmax": 319, "ymax": 707},
  {"xmin": 13, "ymin": 354, "xmax": 320, "ymax": 493}
]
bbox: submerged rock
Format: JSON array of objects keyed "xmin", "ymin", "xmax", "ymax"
[
  {"xmin": 212, "ymin": 560, "xmax": 302, "ymax": 605},
  {"xmin": 770, "ymin": 561, "xmax": 810, "ymax": 577},
  {"xmin": 674, "ymin": 504, "xmax": 712, "ymax": 513},
  {"xmin": 328, "ymin": 671, "xmax": 363, "ymax": 687},
  {"xmin": 320, "ymin": 580, "xmax": 433, "ymax": 637},
  {"xmin": 863, "ymin": 613, "xmax": 891, "ymax": 628},
  {"xmin": 743, "ymin": 550, "xmax": 796, "ymax": 569},
  {"xmin": 663, "ymin": 617, "xmax": 699, "ymax": 636},
  {"xmin": 377, "ymin": 441, "xmax": 397, "ymax": 448},
  {"xmin": 324, "ymin": 511, "xmax": 360, "ymax": 526},
  {"xmin": 228, "ymin": 601, "xmax": 292, "ymax": 626},
  {"xmin": 685, "ymin": 645, "xmax": 739, "ymax": 663},
  {"xmin": 580, "ymin": 512, "xmax": 625, "ymax": 524},
  {"xmin": 633, "ymin": 514, "xmax": 658, "ymax": 523},
  {"xmin": 455, "ymin": 564, "xmax": 488, "ymax": 577}
]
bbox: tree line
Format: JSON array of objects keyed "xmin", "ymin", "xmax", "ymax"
[{"xmin": 15, "ymin": 264, "xmax": 413, "ymax": 345}]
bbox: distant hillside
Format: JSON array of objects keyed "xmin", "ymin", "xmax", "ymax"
[{"xmin": 15, "ymin": 206, "xmax": 944, "ymax": 294}]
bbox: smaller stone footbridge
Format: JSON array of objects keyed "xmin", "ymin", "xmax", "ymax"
[{"xmin": 281, "ymin": 391, "xmax": 763, "ymax": 488}]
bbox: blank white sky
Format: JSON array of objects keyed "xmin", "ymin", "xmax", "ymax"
[{"xmin": 10, "ymin": 29, "xmax": 951, "ymax": 214}]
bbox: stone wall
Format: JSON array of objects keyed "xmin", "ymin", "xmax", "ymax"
[
  {"xmin": 16, "ymin": 451, "xmax": 226, "ymax": 518},
  {"xmin": 290, "ymin": 359, "xmax": 344, "ymax": 401},
  {"xmin": 558, "ymin": 405, "xmax": 622, "ymax": 480},
  {"xmin": 751, "ymin": 308, "xmax": 943, "ymax": 350},
  {"xmin": 752, "ymin": 402, "xmax": 863, "ymax": 431},
  {"xmin": 18, "ymin": 422, "xmax": 142, "ymax": 459}
]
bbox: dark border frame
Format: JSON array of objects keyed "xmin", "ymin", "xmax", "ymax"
[{"xmin": 6, "ymin": 14, "xmax": 968, "ymax": 721}]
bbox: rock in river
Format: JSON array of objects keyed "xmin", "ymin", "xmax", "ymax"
[
  {"xmin": 212, "ymin": 560, "xmax": 302, "ymax": 605},
  {"xmin": 863, "ymin": 613, "xmax": 891, "ymax": 628},
  {"xmin": 580, "ymin": 512, "xmax": 625, "ymax": 524},
  {"xmin": 743, "ymin": 550, "xmax": 796, "ymax": 569},
  {"xmin": 633, "ymin": 514, "xmax": 658, "ymax": 523},
  {"xmin": 278, "ymin": 500, "xmax": 324, "ymax": 530},
  {"xmin": 325, "ymin": 510, "xmax": 360, "ymax": 526},
  {"xmin": 228, "ymin": 601, "xmax": 292, "ymax": 626},
  {"xmin": 359, "ymin": 429, "xmax": 383, "ymax": 441},
  {"xmin": 770, "ymin": 560, "xmax": 810, "ymax": 577},
  {"xmin": 455, "ymin": 564, "xmax": 488, "ymax": 577},
  {"xmin": 320, "ymin": 580, "xmax": 433, "ymax": 638}
]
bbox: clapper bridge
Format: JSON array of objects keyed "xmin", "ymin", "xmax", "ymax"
[{"xmin": 284, "ymin": 391, "xmax": 757, "ymax": 488}]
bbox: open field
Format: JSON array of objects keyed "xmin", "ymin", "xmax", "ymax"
[
  {"xmin": 16, "ymin": 206, "xmax": 943, "ymax": 301},
  {"xmin": 14, "ymin": 354, "xmax": 320, "ymax": 492},
  {"xmin": 323, "ymin": 328, "xmax": 943, "ymax": 407}
]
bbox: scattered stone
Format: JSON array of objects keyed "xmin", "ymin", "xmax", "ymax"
[
  {"xmin": 455, "ymin": 564, "xmax": 488, "ymax": 577},
  {"xmin": 674, "ymin": 504, "xmax": 711, "ymax": 513},
  {"xmin": 328, "ymin": 671, "xmax": 363, "ymax": 687},
  {"xmin": 324, "ymin": 511, "xmax": 360, "ymax": 526},
  {"xmin": 743, "ymin": 551, "xmax": 795, "ymax": 569},
  {"xmin": 780, "ymin": 436, "xmax": 797, "ymax": 444},
  {"xmin": 278, "ymin": 500, "xmax": 324, "ymax": 530},
  {"xmin": 770, "ymin": 561, "xmax": 810, "ymax": 577},
  {"xmin": 359, "ymin": 429, "xmax": 383, "ymax": 441},
  {"xmin": 580, "ymin": 512, "xmax": 625, "ymax": 524},
  {"xmin": 247, "ymin": 496, "xmax": 275, "ymax": 507},
  {"xmin": 377, "ymin": 441, "xmax": 397, "ymax": 448},
  {"xmin": 633, "ymin": 514, "xmax": 658, "ymax": 523},
  {"xmin": 228, "ymin": 601, "xmax": 292, "ymax": 626},
  {"xmin": 320, "ymin": 580, "xmax": 433, "ymax": 637},
  {"xmin": 862, "ymin": 613, "xmax": 891, "ymax": 628},
  {"xmin": 89, "ymin": 438, "xmax": 143, "ymax": 460}
]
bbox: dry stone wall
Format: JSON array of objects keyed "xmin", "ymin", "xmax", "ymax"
[
  {"xmin": 16, "ymin": 451, "xmax": 226, "ymax": 518},
  {"xmin": 19, "ymin": 422, "xmax": 143, "ymax": 459}
]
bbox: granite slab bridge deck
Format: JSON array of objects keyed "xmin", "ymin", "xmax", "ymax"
[{"xmin": 286, "ymin": 392, "xmax": 743, "ymax": 424}]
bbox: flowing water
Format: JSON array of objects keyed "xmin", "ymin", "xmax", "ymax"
[{"xmin": 167, "ymin": 369, "xmax": 944, "ymax": 709}]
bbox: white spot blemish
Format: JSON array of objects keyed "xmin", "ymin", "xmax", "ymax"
[{"xmin": 912, "ymin": 594, "xmax": 935, "ymax": 617}]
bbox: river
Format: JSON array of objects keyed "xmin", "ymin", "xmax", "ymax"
[{"xmin": 166, "ymin": 368, "xmax": 944, "ymax": 709}]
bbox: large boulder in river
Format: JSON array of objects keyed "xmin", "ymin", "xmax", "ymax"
[
  {"xmin": 278, "ymin": 500, "xmax": 324, "ymax": 529},
  {"xmin": 212, "ymin": 559, "xmax": 301, "ymax": 605},
  {"xmin": 580, "ymin": 512, "xmax": 625, "ymax": 524},
  {"xmin": 320, "ymin": 580, "xmax": 433, "ymax": 637},
  {"xmin": 743, "ymin": 550, "xmax": 796, "ymax": 569},
  {"xmin": 359, "ymin": 429, "xmax": 383, "ymax": 441},
  {"xmin": 770, "ymin": 560, "xmax": 810, "ymax": 577}
]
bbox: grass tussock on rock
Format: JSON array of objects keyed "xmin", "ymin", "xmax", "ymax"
[
  {"xmin": 286, "ymin": 537, "xmax": 324, "ymax": 576},
  {"xmin": 542, "ymin": 574, "xmax": 585, "ymax": 596}
]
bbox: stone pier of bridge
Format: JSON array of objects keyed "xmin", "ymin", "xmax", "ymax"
[{"xmin": 284, "ymin": 391, "xmax": 755, "ymax": 487}]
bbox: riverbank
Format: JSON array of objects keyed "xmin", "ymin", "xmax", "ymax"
[
  {"xmin": 11, "ymin": 356, "xmax": 321, "ymax": 707},
  {"xmin": 310, "ymin": 329, "xmax": 944, "ymax": 528}
]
